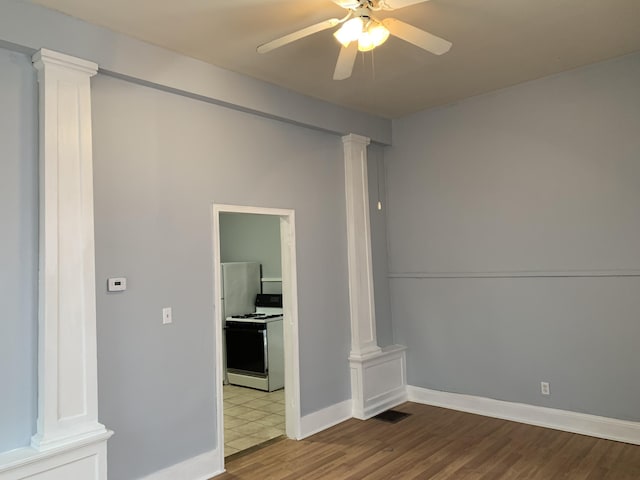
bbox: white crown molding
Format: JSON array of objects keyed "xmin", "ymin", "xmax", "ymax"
[{"xmin": 407, "ymin": 385, "xmax": 640, "ymax": 445}]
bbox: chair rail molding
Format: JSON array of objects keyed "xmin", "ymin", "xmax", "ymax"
[
  {"xmin": 342, "ymin": 134, "xmax": 407, "ymax": 420},
  {"xmin": 0, "ymin": 48, "xmax": 112, "ymax": 480}
]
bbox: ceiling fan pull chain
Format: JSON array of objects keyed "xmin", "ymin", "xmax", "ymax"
[
  {"xmin": 376, "ymin": 151, "xmax": 383, "ymax": 210},
  {"xmin": 371, "ymin": 49, "xmax": 376, "ymax": 81}
]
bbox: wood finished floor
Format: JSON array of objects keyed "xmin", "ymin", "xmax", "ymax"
[{"xmin": 215, "ymin": 402, "xmax": 640, "ymax": 479}]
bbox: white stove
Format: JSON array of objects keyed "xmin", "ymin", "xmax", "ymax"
[{"xmin": 224, "ymin": 294, "xmax": 284, "ymax": 391}]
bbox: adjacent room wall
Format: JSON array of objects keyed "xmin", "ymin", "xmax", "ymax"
[
  {"xmin": 0, "ymin": 47, "xmax": 38, "ymax": 452},
  {"xmin": 91, "ymin": 74, "xmax": 352, "ymax": 479},
  {"xmin": 386, "ymin": 52, "xmax": 640, "ymax": 421},
  {"xmin": 220, "ymin": 213, "xmax": 282, "ymax": 294}
]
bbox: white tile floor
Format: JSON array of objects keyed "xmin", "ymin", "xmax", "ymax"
[{"xmin": 223, "ymin": 385, "xmax": 285, "ymax": 457}]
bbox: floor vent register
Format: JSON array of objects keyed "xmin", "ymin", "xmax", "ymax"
[{"xmin": 373, "ymin": 410, "xmax": 412, "ymax": 424}]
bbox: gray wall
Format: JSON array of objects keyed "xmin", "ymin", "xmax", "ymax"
[
  {"xmin": 368, "ymin": 146, "xmax": 393, "ymax": 347},
  {"xmin": 91, "ymin": 74, "xmax": 352, "ymax": 479},
  {"xmin": 0, "ymin": 48, "xmax": 38, "ymax": 452},
  {"xmin": 220, "ymin": 213, "xmax": 281, "ymax": 294},
  {"xmin": 386, "ymin": 52, "xmax": 640, "ymax": 421}
]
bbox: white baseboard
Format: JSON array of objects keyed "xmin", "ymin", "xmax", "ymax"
[
  {"xmin": 299, "ymin": 400, "xmax": 353, "ymax": 439},
  {"xmin": 357, "ymin": 387, "xmax": 408, "ymax": 420},
  {"xmin": 138, "ymin": 448, "xmax": 223, "ymax": 480},
  {"xmin": 408, "ymin": 385, "xmax": 640, "ymax": 445}
]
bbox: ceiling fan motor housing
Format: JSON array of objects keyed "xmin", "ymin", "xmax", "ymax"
[{"xmin": 337, "ymin": 0, "xmax": 379, "ymax": 11}]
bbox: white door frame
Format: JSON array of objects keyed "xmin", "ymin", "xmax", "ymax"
[{"xmin": 212, "ymin": 203, "xmax": 301, "ymax": 466}]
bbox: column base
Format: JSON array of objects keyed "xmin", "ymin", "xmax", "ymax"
[
  {"xmin": 349, "ymin": 344, "xmax": 408, "ymax": 420},
  {"xmin": 0, "ymin": 431, "xmax": 112, "ymax": 480},
  {"xmin": 31, "ymin": 422, "xmax": 109, "ymax": 452}
]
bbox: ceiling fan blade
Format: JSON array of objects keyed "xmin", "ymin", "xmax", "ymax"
[
  {"xmin": 333, "ymin": 42, "xmax": 358, "ymax": 80},
  {"xmin": 380, "ymin": 0, "xmax": 431, "ymax": 9},
  {"xmin": 332, "ymin": 0, "xmax": 361, "ymax": 8},
  {"xmin": 257, "ymin": 18, "xmax": 341, "ymax": 54},
  {"xmin": 382, "ymin": 18, "xmax": 452, "ymax": 55}
]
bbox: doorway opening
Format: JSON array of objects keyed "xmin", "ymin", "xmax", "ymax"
[{"xmin": 212, "ymin": 204, "xmax": 301, "ymax": 464}]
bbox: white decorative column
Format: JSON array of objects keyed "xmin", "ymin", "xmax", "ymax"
[
  {"xmin": 342, "ymin": 134, "xmax": 407, "ymax": 420},
  {"xmin": 31, "ymin": 47, "xmax": 107, "ymax": 451},
  {"xmin": 0, "ymin": 49, "xmax": 112, "ymax": 480},
  {"xmin": 343, "ymin": 134, "xmax": 381, "ymax": 359}
]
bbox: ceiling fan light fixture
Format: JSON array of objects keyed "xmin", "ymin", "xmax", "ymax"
[
  {"xmin": 334, "ymin": 17, "xmax": 364, "ymax": 47},
  {"xmin": 358, "ymin": 31, "xmax": 375, "ymax": 51},
  {"xmin": 357, "ymin": 20, "xmax": 389, "ymax": 52},
  {"xmin": 368, "ymin": 22, "xmax": 390, "ymax": 47}
]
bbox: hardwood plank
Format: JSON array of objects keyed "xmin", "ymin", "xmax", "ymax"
[{"xmin": 214, "ymin": 402, "xmax": 640, "ymax": 479}]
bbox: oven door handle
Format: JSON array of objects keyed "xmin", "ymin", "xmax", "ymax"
[
  {"xmin": 224, "ymin": 323, "xmax": 267, "ymax": 331},
  {"xmin": 262, "ymin": 329, "xmax": 268, "ymax": 375}
]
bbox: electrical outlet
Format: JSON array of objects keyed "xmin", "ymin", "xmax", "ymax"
[
  {"xmin": 162, "ymin": 307, "xmax": 172, "ymax": 325},
  {"xmin": 107, "ymin": 277, "xmax": 127, "ymax": 292},
  {"xmin": 541, "ymin": 381, "xmax": 550, "ymax": 395}
]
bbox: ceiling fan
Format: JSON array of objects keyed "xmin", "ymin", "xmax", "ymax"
[{"xmin": 257, "ymin": 0, "xmax": 452, "ymax": 80}]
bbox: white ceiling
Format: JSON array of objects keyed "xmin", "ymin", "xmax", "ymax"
[{"xmin": 30, "ymin": 0, "xmax": 640, "ymax": 118}]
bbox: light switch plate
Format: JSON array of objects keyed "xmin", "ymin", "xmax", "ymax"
[
  {"xmin": 107, "ymin": 277, "xmax": 127, "ymax": 292},
  {"xmin": 162, "ymin": 307, "xmax": 172, "ymax": 324}
]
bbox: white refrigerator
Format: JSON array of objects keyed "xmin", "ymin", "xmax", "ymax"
[
  {"xmin": 220, "ymin": 262, "xmax": 262, "ymax": 319},
  {"xmin": 221, "ymin": 262, "xmax": 261, "ymax": 384}
]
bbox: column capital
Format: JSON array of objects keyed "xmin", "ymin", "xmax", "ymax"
[
  {"xmin": 32, "ymin": 48, "xmax": 98, "ymax": 76},
  {"xmin": 342, "ymin": 133, "xmax": 371, "ymax": 147}
]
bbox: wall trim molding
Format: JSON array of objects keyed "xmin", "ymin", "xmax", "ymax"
[
  {"xmin": 390, "ymin": 270, "xmax": 640, "ymax": 279},
  {"xmin": 407, "ymin": 385, "xmax": 640, "ymax": 446},
  {"xmin": 299, "ymin": 400, "xmax": 353, "ymax": 440},
  {"xmin": 138, "ymin": 448, "xmax": 223, "ymax": 480}
]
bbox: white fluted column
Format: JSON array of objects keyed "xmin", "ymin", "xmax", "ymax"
[
  {"xmin": 342, "ymin": 133, "xmax": 382, "ymax": 359},
  {"xmin": 31, "ymin": 48, "xmax": 110, "ymax": 452},
  {"xmin": 342, "ymin": 133, "xmax": 407, "ymax": 420}
]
